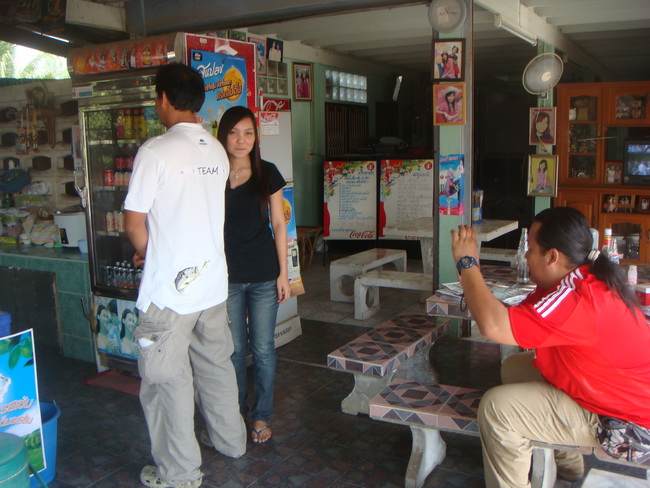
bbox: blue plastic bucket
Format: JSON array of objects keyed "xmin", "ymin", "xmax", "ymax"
[
  {"xmin": 0, "ymin": 432, "xmax": 30, "ymax": 487},
  {"xmin": 29, "ymin": 401, "xmax": 61, "ymax": 487},
  {"xmin": 0, "ymin": 311, "xmax": 10, "ymax": 337}
]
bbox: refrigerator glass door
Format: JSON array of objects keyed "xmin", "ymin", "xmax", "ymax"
[{"xmin": 81, "ymin": 100, "xmax": 164, "ymax": 297}]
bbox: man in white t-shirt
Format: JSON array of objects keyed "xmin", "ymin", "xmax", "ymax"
[{"xmin": 124, "ymin": 63, "xmax": 245, "ymax": 488}]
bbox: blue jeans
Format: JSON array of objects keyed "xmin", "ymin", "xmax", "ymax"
[{"xmin": 227, "ymin": 280, "xmax": 279, "ymax": 424}]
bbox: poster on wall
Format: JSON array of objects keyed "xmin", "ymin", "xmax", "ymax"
[
  {"xmin": 94, "ymin": 296, "xmax": 139, "ymax": 360},
  {"xmin": 184, "ymin": 33, "xmax": 257, "ymax": 110},
  {"xmin": 324, "ymin": 160, "xmax": 377, "ymax": 240},
  {"xmin": 0, "ymin": 329, "xmax": 46, "ymax": 476},
  {"xmin": 190, "ymin": 49, "xmax": 248, "ymax": 135},
  {"xmin": 438, "ymin": 154, "xmax": 465, "ymax": 215},
  {"xmin": 283, "ymin": 181, "xmax": 305, "ymax": 296},
  {"xmin": 379, "ymin": 159, "xmax": 434, "ymax": 238}
]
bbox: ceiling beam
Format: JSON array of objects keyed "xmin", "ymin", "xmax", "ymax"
[
  {"xmin": 0, "ymin": 24, "xmax": 73, "ymax": 57},
  {"xmin": 475, "ymin": 0, "xmax": 613, "ymax": 80}
]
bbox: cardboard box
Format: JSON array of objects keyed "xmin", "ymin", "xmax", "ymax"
[{"xmin": 635, "ymin": 284, "xmax": 650, "ymax": 307}]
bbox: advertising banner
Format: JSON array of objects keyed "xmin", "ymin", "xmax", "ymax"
[
  {"xmin": 0, "ymin": 329, "xmax": 46, "ymax": 475},
  {"xmin": 190, "ymin": 49, "xmax": 248, "ymax": 134},
  {"xmin": 282, "ymin": 182, "xmax": 304, "ymax": 296},
  {"xmin": 324, "ymin": 160, "xmax": 377, "ymax": 240},
  {"xmin": 94, "ymin": 296, "xmax": 139, "ymax": 360},
  {"xmin": 379, "ymin": 159, "xmax": 433, "ymax": 238},
  {"xmin": 438, "ymin": 154, "xmax": 465, "ymax": 215}
]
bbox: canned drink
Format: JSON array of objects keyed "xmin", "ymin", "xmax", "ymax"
[{"xmin": 103, "ymin": 169, "xmax": 115, "ymax": 186}]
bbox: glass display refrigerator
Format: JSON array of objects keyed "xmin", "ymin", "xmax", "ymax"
[{"xmin": 67, "ymin": 33, "xmax": 258, "ymax": 371}]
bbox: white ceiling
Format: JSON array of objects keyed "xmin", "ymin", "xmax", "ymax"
[{"xmin": 247, "ymin": 0, "xmax": 650, "ymax": 83}]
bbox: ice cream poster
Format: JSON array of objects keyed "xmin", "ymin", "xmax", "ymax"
[
  {"xmin": 324, "ymin": 161, "xmax": 377, "ymax": 240},
  {"xmin": 94, "ymin": 296, "xmax": 139, "ymax": 360},
  {"xmin": 0, "ymin": 329, "xmax": 46, "ymax": 475},
  {"xmin": 191, "ymin": 49, "xmax": 248, "ymax": 134},
  {"xmin": 282, "ymin": 181, "xmax": 305, "ymax": 297},
  {"xmin": 380, "ymin": 159, "xmax": 433, "ymax": 238},
  {"xmin": 439, "ymin": 154, "xmax": 465, "ymax": 215}
]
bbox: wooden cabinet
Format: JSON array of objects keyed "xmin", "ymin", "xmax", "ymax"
[
  {"xmin": 555, "ymin": 188, "xmax": 599, "ymax": 228},
  {"xmin": 556, "ymin": 81, "xmax": 650, "ymax": 264}
]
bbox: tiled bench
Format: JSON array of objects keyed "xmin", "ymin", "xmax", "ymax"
[
  {"xmin": 369, "ymin": 379, "xmax": 650, "ymax": 488},
  {"xmin": 327, "ymin": 313, "xmax": 448, "ymax": 415},
  {"xmin": 330, "ymin": 248, "xmax": 407, "ymax": 302},
  {"xmin": 354, "ymin": 270, "xmax": 433, "ymax": 320}
]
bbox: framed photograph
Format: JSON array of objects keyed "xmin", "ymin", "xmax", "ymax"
[
  {"xmin": 248, "ymin": 36, "xmax": 267, "ymax": 74},
  {"xmin": 617, "ymin": 194, "xmax": 635, "ymax": 209},
  {"xmin": 434, "ymin": 83, "xmax": 465, "ymax": 125},
  {"xmin": 266, "ymin": 38, "xmax": 284, "ymax": 62},
  {"xmin": 293, "ymin": 62, "xmax": 313, "ymax": 101},
  {"xmin": 638, "ymin": 196, "xmax": 650, "ymax": 213},
  {"xmin": 228, "ymin": 30, "xmax": 247, "ymax": 42},
  {"xmin": 529, "ymin": 107, "xmax": 557, "ymax": 146},
  {"xmin": 605, "ymin": 162, "xmax": 623, "ymax": 184},
  {"xmin": 432, "ymin": 39, "xmax": 464, "ymax": 82},
  {"xmin": 527, "ymin": 154, "xmax": 557, "ymax": 197},
  {"xmin": 602, "ymin": 194, "xmax": 618, "ymax": 213}
]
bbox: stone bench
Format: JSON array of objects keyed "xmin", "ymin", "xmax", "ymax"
[
  {"xmin": 326, "ymin": 313, "xmax": 448, "ymax": 415},
  {"xmin": 330, "ymin": 248, "xmax": 407, "ymax": 302},
  {"xmin": 479, "ymin": 247, "xmax": 517, "ymax": 266},
  {"xmin": 354, "ymin": 269, "xmax": 433, "ymax": 320},
  {"xmin": 369, "ymin": 379, "xmax": 650, "ymax": 488}
]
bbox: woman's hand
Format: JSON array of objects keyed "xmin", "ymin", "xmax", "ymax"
[
  {"xmin": 450, "ymin": 225, "xmax": 479, "ymax": 264},
  {"xmin": 277, "ymin": 274, "xmax": 291, "ymax": 304}
]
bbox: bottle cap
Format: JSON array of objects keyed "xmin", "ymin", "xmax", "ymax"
[{"xmin": 604, "ymin": 228, "xmax": 612, "ymax": 236}]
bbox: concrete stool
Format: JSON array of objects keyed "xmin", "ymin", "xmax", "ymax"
[{"xmin": 330, "ymin": 248, "xmax": 407, "ymax": 302}]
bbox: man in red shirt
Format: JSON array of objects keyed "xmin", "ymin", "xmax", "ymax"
[{"xmin": 451, "ymin": 207, "xmax": 650, "ymax": 487}]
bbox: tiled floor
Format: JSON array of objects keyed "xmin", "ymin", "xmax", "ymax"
[{"xmin": 36, "ymin": 252, "xmax": 648, "ymax": 487}]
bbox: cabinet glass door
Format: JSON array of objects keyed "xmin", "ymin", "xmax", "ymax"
[
  {"xmin": 566, "ymin": 94, "xmax": 599, "ymax": 183},
  {"xmin": 601, "ymin": 215, "xmax": 645, "ymax": 263}
]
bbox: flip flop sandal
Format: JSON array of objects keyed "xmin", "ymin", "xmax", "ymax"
[
  {"xmin": 199, "ymin": 429, "xmax": 214, "ymax": 448},
  {"xmin": 140, "ymin": 465, "xmax": 202, "ymax": 488},
  {"xmin": 252, "ymin": 425, "xmax": 272, "ymax": 445}
]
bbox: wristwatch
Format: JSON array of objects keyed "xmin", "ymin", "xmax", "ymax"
[{"xmin": 456, "ymin": 255, "xmax": 478, "ymax": 274}]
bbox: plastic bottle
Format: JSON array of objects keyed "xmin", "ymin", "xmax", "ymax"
[
  {"xmin": 627, "ymin": 265, "xmax": 638, "ymax": 286},
  {"xmin": 608, "ymin": 238, "xmax": 620, "ymax": 264},
  {"xmin": 601, "ymin": 228, "xmax": 612, "ymax": 258},
  {"xmin": 516, "ymin": 227, "xmax": 529, "ymax": 284}
]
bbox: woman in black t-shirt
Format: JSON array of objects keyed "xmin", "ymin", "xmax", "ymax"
[{"xmin": 217, "ymin": 106, "xmax": 289, "ymax": 445}]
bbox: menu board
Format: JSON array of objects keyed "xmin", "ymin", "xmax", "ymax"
[
  {"xmin": 324, "ymin": 160, "xmax": 377, "ymax": 240},
  {"xmin": 379, "ymin": 159, "xmax": 433, "ymax": 238}
]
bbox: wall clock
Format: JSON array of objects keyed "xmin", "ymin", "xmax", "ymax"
[{"xmin": 428, "ymin": 0, "xmax": 468, "ymax": 33}]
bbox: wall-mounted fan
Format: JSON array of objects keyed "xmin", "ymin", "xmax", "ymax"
[{"xmin": 522, "ymin": 52, "xmax": 564, "ymax": 96}]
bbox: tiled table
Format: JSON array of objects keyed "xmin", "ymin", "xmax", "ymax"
[{"xmin": 327, "ymin": 313, "xmax": 449, "ymax": 415}]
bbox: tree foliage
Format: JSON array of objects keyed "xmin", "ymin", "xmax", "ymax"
[{"xmin": 0, "ymin": 41, "xmax": 69, "ymax": 79}]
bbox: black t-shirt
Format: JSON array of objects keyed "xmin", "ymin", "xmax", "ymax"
[{"xmin": 224, "ymin": 160, "xmax": 286, "ymax": 283}]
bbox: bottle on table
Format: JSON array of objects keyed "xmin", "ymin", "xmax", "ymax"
[{"xmin": 516, "ymin": 227, "xmax": 529, "ymax": 284}]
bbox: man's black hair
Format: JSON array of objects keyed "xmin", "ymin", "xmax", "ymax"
[{"xmin": 155, "ymin": 63, "xmax": 205, "ymax": 113}]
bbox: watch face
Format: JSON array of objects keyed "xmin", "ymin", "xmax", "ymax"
[
  {"xmin": 429, "ymin": 0, "xmax": 467, "ymax": 33},
  {"xmin": 461, "ymin": 256, "xmax": 472, "ymax": 267}
]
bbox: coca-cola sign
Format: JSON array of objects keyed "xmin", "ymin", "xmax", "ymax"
[
  {"xmin": 261, "ymin": 98, "xmax": 291, "ymax": 112},
  {"xmin": 349, "ymin": 230, "xmax": 375, "ymax": 239}
]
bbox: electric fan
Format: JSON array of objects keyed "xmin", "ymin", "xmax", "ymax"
[{"xmin": 522, "ymin": 52, "xmax": 564, "ymax": 96}]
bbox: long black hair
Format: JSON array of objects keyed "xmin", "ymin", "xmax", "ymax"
[
  {"xmin": 533, "ymin": 207, "xmax": 639, "ymax": 312},
  {"xmin": 216, "ymin": 106, "xmax": 270, "ymax": 215}
]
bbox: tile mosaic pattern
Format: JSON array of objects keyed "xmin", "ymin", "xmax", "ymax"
[
  {"xmin": 369, "ymin": 379, "xmax": 483, "ymax": 436},
  {"xmin": 326, "ymin": 313, "xmax": 448, "ymax": 377}
]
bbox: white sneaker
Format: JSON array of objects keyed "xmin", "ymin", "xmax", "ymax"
[{"xmin": 140, "ymin": 465, "xmax": 202, "ymax": 488}]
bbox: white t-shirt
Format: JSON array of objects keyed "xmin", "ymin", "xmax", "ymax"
[{"xmin": 124, "ymin": 122, "xmax": 229, "ymax": 314}]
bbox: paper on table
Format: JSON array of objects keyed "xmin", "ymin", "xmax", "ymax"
[{"xmin": 440, "ymin": 281, "xmax": 534, "ymax": 305}]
